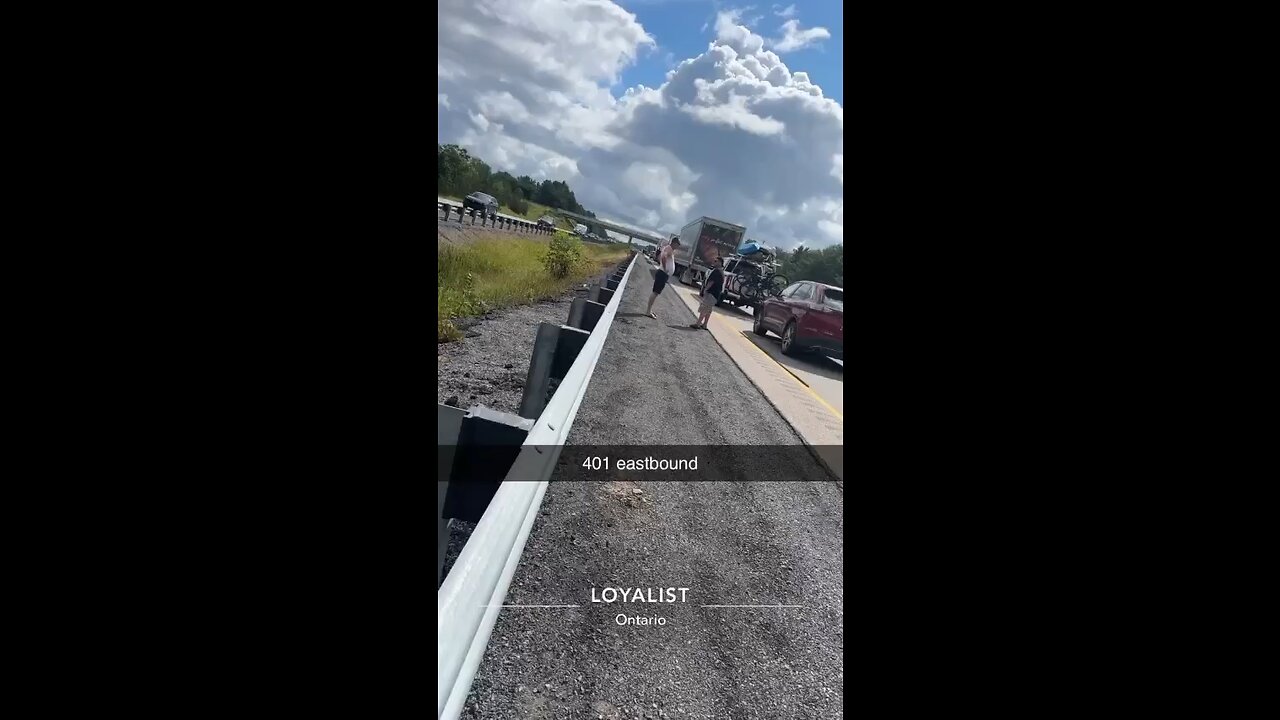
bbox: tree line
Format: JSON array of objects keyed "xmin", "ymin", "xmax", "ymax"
[
  {"xmin": 775, "ymin": 243, "xmax": 843, "ymax": 288},
  {"xmin": 438, "ymin": 144, "xmax": 601, "ymax": 233}
]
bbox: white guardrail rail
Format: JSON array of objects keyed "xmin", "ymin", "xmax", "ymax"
[{"xmin": 437, "ymin": 253, "xmax": 638, "ymax": 720}]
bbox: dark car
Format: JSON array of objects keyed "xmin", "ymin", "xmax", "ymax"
[
  {"xmin": 753, "ymin": 281, "xmax": 843, "ymax": 358},
  {"xmin": 463, "ymin": 192, "xmax": 499, "ymax": 216}
]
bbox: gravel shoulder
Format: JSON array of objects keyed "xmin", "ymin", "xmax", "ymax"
[
  {"xmin": 438, "ymin": 293, "xmax": 581, "ymax": 416},
  {"xmin": 437, "ymin": 262, "xmax": 601, "ymax": 587},
  {"xmin": 460, "ymin": 259, "xmax": 845, "ymax": 719}
]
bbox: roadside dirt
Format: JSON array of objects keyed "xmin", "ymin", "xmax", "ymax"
[{"xmin": 437, "ymin": 291, "xmax": 583, "ymax": 416}]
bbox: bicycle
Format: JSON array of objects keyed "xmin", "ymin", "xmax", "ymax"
[{"xmin": 737, "ymin": 269, "xmax": 788, "ymax": 301}]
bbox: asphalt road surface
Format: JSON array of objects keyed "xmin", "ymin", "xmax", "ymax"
[
  {"xmin": 460, "ymin": 258, "xmax": 844, "ymax": 719},
  {"xmin": 667, "ymin": 281, "xmax": 844, "ymax": 415}
]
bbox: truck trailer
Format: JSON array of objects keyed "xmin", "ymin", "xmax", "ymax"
[{"xmin": 671, "ymin": 216, "xmax": 747, "ymax": 287}]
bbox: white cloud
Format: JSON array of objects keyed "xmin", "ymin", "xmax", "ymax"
[
  {"xmin": 438, "ymin": 93, "xmax": 450, "ymax": 108},
  {"xmin": 437, "ymin": 0, "xmax": 842, "ymax": 248},
  {"xmin": 771, "ymin": 18, "xmax": 831, "ymax": 53},
  {"xmin": 715, "ymin": 9, "xmax": 765, "ymax": 54},
  {"xmin": 774, "ymin": 4, "xmax": 797, "ymax": 18}
]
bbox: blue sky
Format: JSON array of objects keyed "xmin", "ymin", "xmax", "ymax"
[
  {"xmin": 439, "ymin": 0, "xmax": 843, "ymax": 248},
  {"xmin": 615, "ymin": 0, "xmax": 842, "ymax": 105}
]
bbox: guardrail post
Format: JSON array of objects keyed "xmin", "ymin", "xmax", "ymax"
[
  {"xmin": 438, "ymin": 404, "xmax": 467, "ymax": 585},
  {"xmin": 519, "ymin": 322, "xmax": 591, "ymax": 419},
  {"xmin": 567, "ymin": 298, "xmax": 606, "ymax": 332},
  {"xmin": 441, "ymin": 406, "xmax": 535, "ymax": 525},
  {"xmin": 592, "ymin": 286, "xmax": 614, "ymax": 304}
]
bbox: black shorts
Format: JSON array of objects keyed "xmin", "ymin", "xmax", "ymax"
[{"xmin": 653, "ymin": 270, "xmax": 669, "ymax": 294}]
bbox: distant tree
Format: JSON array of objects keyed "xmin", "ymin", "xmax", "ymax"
[
  {"xmin": 437, "ymin": 144, "xmax": 472, "ymax": 196},
  {"xmin": 515, "ymin": 175, "xmax": 538, "ymax": 200},
  {"xmin": 778, "ymin": 243, "xmax": 842, "ymax": 286},
  {"xmin": 437, "ymin": 143, "xmax": 592, "ymax": 220}
]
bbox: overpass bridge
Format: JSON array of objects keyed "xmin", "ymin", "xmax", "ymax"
[{"xmin": 551, "ymin": 208, "xmax": 668, "ymax": 246}]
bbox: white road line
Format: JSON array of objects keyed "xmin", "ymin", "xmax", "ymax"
[
  {"xmin": 481, "ymin": 599, "xmax": 581, "ymax": 604},
  {"xmin": 696, "ymin": 599, "xmax": 803, "ymax": 604}
]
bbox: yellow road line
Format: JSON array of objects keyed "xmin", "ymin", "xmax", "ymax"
[{"xmin": 710, "ymin": 312, "xmax": 845, "ymax": 422}]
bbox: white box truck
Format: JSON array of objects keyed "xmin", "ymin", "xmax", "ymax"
[{"xmin": 672, "ymin": 216, "xmax": 747, "ymax": 286}]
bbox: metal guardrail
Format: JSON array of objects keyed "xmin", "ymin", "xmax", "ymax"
[
  {"xmin": 437, "ymin": 253, "xmax": 638, "ymax": 720},
  {"xmin": 438, "ymin": 200, "xmax": 554, "ymax": 234}
]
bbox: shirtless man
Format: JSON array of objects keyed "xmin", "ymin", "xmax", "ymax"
[{"xmin": 646, "ymin": 238, "xmax": 681, "ymax": 319}]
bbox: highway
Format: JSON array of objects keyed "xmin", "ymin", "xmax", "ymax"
[
  {"xmin": 457, "ymin": 257, "xmax": 844, "ymax": 719},
  {"xmin": 667, "ymin": 280, "xmax": 844, "ymax": 416},
  {"xmin": 437, "ymin": 195, "xmax": 547, "ymax": 227}
]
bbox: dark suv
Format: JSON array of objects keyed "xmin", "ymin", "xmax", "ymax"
[{"xmin": 463, "ymin": 192, "xmax": 499, "ymax": 216}]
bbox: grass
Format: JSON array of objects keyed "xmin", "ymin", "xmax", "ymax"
[
  {"xmin": 438, "ymin": 234, "xmax": 630, "ymax": 342},
  {"xmin": 518, "ymin": 200, "xmax": 575, "ymax": 230}
]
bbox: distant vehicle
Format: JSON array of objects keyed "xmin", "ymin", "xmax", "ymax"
[
  {"xmin": 464, "ymin": 192, "xmax": 499, "ymax": 216},
  {"xmin": 672, "ymin": 217, "xmax": 747, "ymax": 286},
  {"xmin": 537, "ymin": 216, "xmax": 556, "ymax": 228},
  {"xmin": 754, "ymin": 281, "xmax": 844, "ymax": 359},
  {"xmin": 574, "ymin": 224, "xmax": 589, "ymax": 236}
]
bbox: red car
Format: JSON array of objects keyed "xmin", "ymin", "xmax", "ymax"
[{"xmin": 753, "ymin": 281, "xmax": 844, "ymax": 358}]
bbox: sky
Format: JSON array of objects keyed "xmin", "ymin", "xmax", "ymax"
[{"xmin": 437, "ymin": 0, "xmax": 843, "ymax": 249}]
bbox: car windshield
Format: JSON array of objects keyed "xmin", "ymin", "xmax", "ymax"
[{"xmin": 823, "ymin": 289, "xmax": 844, "ymax": 310}]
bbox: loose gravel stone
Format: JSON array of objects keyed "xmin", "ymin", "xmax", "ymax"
[{"xmin": 458, "ymin": 259, "xmax": 844, "ymax": 718}]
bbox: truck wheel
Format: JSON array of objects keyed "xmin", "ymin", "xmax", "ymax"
[
  {"xmin": 680, "ymin": 266, "xmax": 693, "ymax": 285},
  {"xmin": 753, "ymin": 310, "xmax": 769, "ymax": 337}
]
